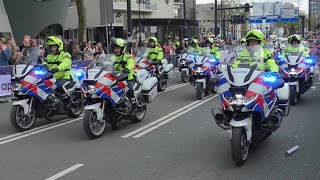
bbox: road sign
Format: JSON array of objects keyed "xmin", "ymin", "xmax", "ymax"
[
  {"xmin": 248, "ymin": 16, "xmax": 263, "ymax": 24},
  {"xmin": 280, "ymin": 8, "xmax": 299, "ymax": 22},
  {"xmin": 266, "ymin": 15, "xmax": 279, "ymax": 23}
]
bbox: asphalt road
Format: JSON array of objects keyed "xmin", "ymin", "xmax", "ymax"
[{"xmin": 0, "ymin": 71, "xmax": 320, "ymax": 180}]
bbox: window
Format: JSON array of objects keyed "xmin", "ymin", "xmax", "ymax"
[
  {"xmin": 174, "ymin": 8, "xmax": 181, "ymax": 18},
  {"xmin": 88, "ymin": 28, "xmax": 95, "ymax": 42},
  {"xmin": 69, "ymin": 29, "xmax": 78, "ymax": 40}
]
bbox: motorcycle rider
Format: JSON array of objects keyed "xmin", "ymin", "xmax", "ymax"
[
  {"xmin": 233, "ymin": 29, "xmax": 279, "ymax": 73},
  {"xmin": 143, "ymin": 37, "xmax": 164, "ymax": 75},
  {"xmin": 283, "ymin": 35, "xmax": 310, "ymax": 57},
  {"xmin": 43, "ymin": 36, "xmax": 72, "ymax": 109},
  {"xmin": 188, "ymin": 39, "xmax": 202, "ymax": 53},
  {"xmin": 112, "ymin": 38, "xmax": 137, "ymax": 114},
  {"xmin": 203, "ymin": 37, "xmax": 221, "ymax": 59}
]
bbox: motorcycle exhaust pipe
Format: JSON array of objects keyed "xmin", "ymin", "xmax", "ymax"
[
  {"xmin": 212, "ymin": 107, "xmax": 225, "ymax": 124},
  {"xmin": 269, "ymin": 108, "xmax": 284, "ymax": 130}
]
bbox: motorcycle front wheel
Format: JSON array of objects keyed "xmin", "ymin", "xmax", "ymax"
[
  {"xmin": 231, "ymin": 127, "xmax": 249, "ymax": 166},
  {"xmin": 10, "ymin": 105, "xmax": 36, "ymax": 132},
  {"xmin": 289, "ymin": 85, "xmax": 298, "ymax": 106},
  {"xmin": 181, "ymin": 71, "xmax": 189, "ymax": 83},
  {"xmin": 83, "ymin": 110, "xmax": 106, "ymax": 139},
  {"xmin": 196, "ymin": 82, "xmax": 205, "ymax": 100}
]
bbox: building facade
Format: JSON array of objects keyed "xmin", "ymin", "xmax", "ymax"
[
  {"xmin": 0, "ymin": 0, "xmax": 198, "ymax": 45},
  {"xmin": 310, "ymin": 0, "xmax": 320, "ymax": 16},
  {"xmin": 2, "ymin": 0, "xmax": 69, "ymax": 42}
]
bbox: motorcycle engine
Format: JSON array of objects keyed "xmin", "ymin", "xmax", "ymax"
[
  {"xmin": 115, "ymin": 97, "xmax": 132, "ymax": 115},
  {"xmin": 47, "ymin": 94, "xmax": 62, "ymax": 108}
]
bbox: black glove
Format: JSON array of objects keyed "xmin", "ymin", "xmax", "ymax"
[
  {"xmin": 49, "ymin": 68, "xmax": 59, "ymax": 74},
  {"xmin": 150, "ymin": 60, "xmax": 158, "ymax": 65},
  {"xmin": 122, "ymin": 68, "xmax": 130, "ymax": 74}
]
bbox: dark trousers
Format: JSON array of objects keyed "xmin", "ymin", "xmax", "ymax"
[
  {"xmin": 127, "ymin": 80, "xmax": 135, "ymax": 99},
  {"xmin": 55, "ymin": 79, "xmax": 68, "ymax": 96}
]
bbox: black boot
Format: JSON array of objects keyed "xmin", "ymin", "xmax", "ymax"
[{"xmin": 130, "ymin": 98, "xmax": 137, "ymax": 115}]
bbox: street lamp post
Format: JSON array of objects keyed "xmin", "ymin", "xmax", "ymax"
[
  {"xmin": 138, "ymin": 0, "xmax": 142, "ymax": 46},
  {"xmin": 308, "ymin": 0, "xmax": 311, "ymax": 32},
  {"xmin": 183, "ymin": 0, "xmax": 187, "ymax": 38}
]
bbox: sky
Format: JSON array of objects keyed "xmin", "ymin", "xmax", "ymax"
[{"xmin": 196, "ymin": 0, "xmax": 308, "ymax": 12}]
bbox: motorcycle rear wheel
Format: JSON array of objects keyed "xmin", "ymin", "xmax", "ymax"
[
  {"xmin": 68, "ymin": 93, "xmax": 85, "ymax": 118},
  {"xmin": 231, "ymin": 127, "xmax": 249, "ymax": 166},
  {"xmin": 131, "ymin": 105, "xmax": 147, "ymax": 123},
  {"xmin": 157, "ymin": 77, "xmax": 167, "ymax": 92}
]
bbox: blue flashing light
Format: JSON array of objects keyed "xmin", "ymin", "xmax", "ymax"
[
  {"xmin": 277, "ymin": 54, "xmax": 284, "ymax": 59},
  {"xmin": 75, "ymin": 71, "xmax": 83, "ymax": 77},
  {"xmin": 34, "ymin": 70, "xmax": 45, "ymax": 75},
  {"xmin": 305, "ymin": 58, "xmax": 314, "ymax": 65},
  {"xmin": 209, "ymin": 58, "xmax": 217, "ymax": 63},
  {"xmin": 263, "ymin": 76, "xmax": 277, "ymax": 83}
]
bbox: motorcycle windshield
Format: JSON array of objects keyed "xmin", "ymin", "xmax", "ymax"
[
  {"xmin": 222, "ymin": 45, "xmax": 266, "ymax": 86},
  {"xmin": 202, "ymin": 47, "xmax": 211, "ymax": 55},
  {"xmin": 234, "ymin": 45, "xmax": 266, "ymax": 70},
  {"xmin": 13, "ymin": 59, "xmax": 47, "ymax": 78},
  {"xmin": 87, "ymin": 55, "xmax": 115, "ymax": 71},
  {"xmin": 194, "ymin": 54, "xmax": 208, "ymax": 65},
  {"xmin": 284, "ymin": 51, "xmax": 304, "ymax": 65}
]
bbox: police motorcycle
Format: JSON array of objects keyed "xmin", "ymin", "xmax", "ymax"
[
  {"xmin": 276, "ymin": 49, "xmax": 315, "ymax": 105},
  {"xmin": 212, "ymin": 45, "xmax": 289, "ymax": 166},
  {"xmin": 177, "ymin": 49, "xmax": 192, "ymax": 83},
  {"xmin": 135, "ymin": 56, "xmax": 174, "ymax": 92},
  {"xmin": 10, "ymin": 61, "xmax": 85, "ymax": 132},
  {"xmin": 81, "ymin": 60, "xmax": 158, "ymax": 139},
  {"xmin": 189, "ymin": 47, "xmax": 220, "ymax": 100}
]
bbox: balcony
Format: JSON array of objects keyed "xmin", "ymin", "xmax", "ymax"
[{"xmin": 113, "ymin": 0, "xmax": 157, "ymax": 12}]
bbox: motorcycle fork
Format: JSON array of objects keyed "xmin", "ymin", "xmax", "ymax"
[
  {"xmin": 100, "ymin": 100, "xmax": 106, "ymax": 122},
  {"xmin": 28, "ymin": 97, "xmax": 34, "ymax": 118}
]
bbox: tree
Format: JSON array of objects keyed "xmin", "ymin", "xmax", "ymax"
[{"xmin": 75, "ymin": 0, "xmax": 87, "ymax": 43}]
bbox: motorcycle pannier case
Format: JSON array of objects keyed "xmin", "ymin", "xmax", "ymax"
[
  {"xmin": 134, "ymin": 69, "xmax": 148, "ymax": 84},
  {"xmin": 141, "ymin": 77, "xmax": 158, "ymax": 103},
  {"xmin": 163, "ymin": 64, "xmax": 174, "ymax": 79}
]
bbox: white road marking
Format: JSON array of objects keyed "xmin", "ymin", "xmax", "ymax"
[
  {"xmin": 158, "ymin": 83, "xmax": 189, "ymax": 94},
  {"xmin": 0, "ymin": 117, "xmax": 82, "ymax": 145},
  {"xmin": 0, "ymin": 82, "xmax": 188, "ymax": 145},
  {"xmin": 45, "ymin": 164, "xmax": 84, "ymax": 180},
  {"xmin": 121, "ymin": 94, "xmax": 217, "ymax": 138},
  {"xmin": 132, "ymin": 95, "xmax": 217, "ymax": 138},
  {"xmin": 0, "ymin": 115, "xmax": 84, "ymax": 142}
]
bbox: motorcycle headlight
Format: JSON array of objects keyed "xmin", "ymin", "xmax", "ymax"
[
  {"xmin": 12, "ymin": 83, "xmax": 22, "ymax": 91},
  {"xmin": 87, "ymin": 85, "xmax": 96, "ymax": 94},
  {"xmin": 180, "ymin": 60, "xmax": 186, "ymax": 65},
  {"xmin": 194, "ymin": 67, "xmax": 203, "ymax": 74},
  {"xmin": 229, "ymin": 94, "xmax": 257, "ymax": 106}
]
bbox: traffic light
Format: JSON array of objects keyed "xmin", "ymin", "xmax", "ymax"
[{"xmin": 245, "ymin": 3, "xmax": 250, "ymax": 12}]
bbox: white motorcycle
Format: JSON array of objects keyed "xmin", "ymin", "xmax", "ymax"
[
  {"xmin": 212, "ymin": 45, "xmax": 289, "ymax": 166},
  {"xmin": 278, "ymin": 51, "xmax": 315, "ymax": 105},
  {"xmin": 10, "ymin": 61, "xmax": 85, "ymax": 131},
  {"xmin": 135, "ymin": 57, "xmax": 174, "ymax": 92},
  {"xmin": 82, "ymin": 61, "xmax": 158, "ymax": 139}
]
